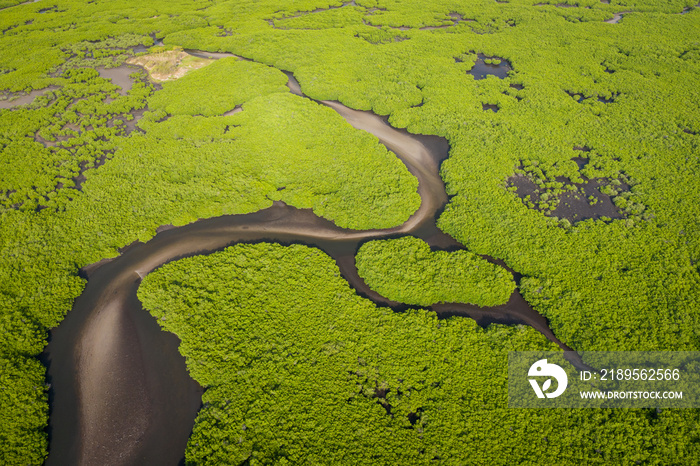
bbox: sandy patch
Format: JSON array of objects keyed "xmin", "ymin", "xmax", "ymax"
[{"xmin": 126, "ymin": 48, "xmax": 214, "ymax": 82}]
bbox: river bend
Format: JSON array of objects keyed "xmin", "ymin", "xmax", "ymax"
[{"xmin": 43, "ymin": 59, "xmax": 575, "ymax": 466}]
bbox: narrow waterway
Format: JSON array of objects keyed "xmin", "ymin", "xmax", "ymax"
[{"xmin": 43, "ymin": 58, "xmax": 578, "ymax": 466}]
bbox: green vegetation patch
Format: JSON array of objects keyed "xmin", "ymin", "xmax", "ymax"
[
  {"xmin": 223, "ymin": 92, "xmax": 420, "ymax": 229},
  {"xmin": 272, "ymin": 4, "xmax": 366, "ymax": 30},
  {"xmin": 355, "ymin": 26, "xmax": 410, "ymax": 44},
  {"xmin": 146, "ymin": 56, "xmax": 288, "ymax": 116},
  {"xmin": 59, "ymin": 33, "xmax": 152, "ymax": 72},
  {"xmin": 0, "ymin": 356, "xmax": 48, "ymax": 466},
  {"xmin": 0, "ymin": 65, "xmax": 153, "ymax": 212},
  {"xmin": 356, "ymin": 236, "xmax": 515, "ymax": 306},
  {"xmin": 0, "ymin": 0, "xmax": 27, "ymax": 9}
]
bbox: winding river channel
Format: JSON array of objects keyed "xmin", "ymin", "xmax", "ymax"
[{"xmin": 43, "ymin": 56, "xmax": 577, "ymax": 465}]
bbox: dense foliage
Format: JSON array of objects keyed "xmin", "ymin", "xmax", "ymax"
[
  {"xmin": 146, "ymin": 56, "xmax": 289, "ymax": 115},
  {"xmin": 356, "ymin": 236, "xmax": 515, "ymax": 306},
  {"xmin": 140, "ymin": 243, "xmax": 700, "ymax": 465},
  {"xmin": 1, "ymin": 0, "xmax": 699, "ymax": 462}
]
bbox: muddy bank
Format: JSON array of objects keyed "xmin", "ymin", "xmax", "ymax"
[
  {"xmin": 508, "ymin": 169, "xmax": 627, "ymax": 223},
  {"xmin": 44, "ymin": 261, "xmax": 203, "ymax": 466},
  {"xmin": 44, "ymin": 57, "xmax": 575, "ymax": 466},
  {"xmin": 0, "ymin": 86, "xmax": 58, "ymax": 109},
  {"xmin": 97, "ymin": 66, "xmax": 141, "ymax": 95}
]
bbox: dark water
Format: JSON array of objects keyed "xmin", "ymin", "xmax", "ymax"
[
  {"xmin": 43, "ymin": 57, "xmax": 576, "ymax": 466},
  {"xmin": 469, "ymin": 54, "xmax": 512, "ymax": 80},
  {"xmin": 509, "ymin": 173, "xmax": 625, "ymax": 223}
]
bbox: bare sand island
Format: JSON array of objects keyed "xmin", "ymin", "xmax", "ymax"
[
  {"xmin": 126, "ymin": 48, "xmax": 214, "ymax": 82},
  {"xmin": 45, "ymin": 54, "xmax": 580, "ymax": 466}
]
